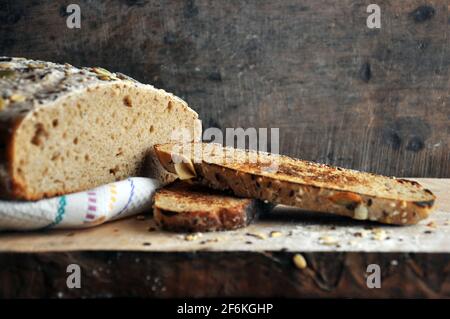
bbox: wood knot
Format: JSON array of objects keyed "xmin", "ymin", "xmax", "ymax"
[
  {"xmin": 359, "ymin": 62, "xmax": 371, "ymax": 83},
  {"xmin": 411, "ymin": 6, "xmax": 435, "ymax": 23}
]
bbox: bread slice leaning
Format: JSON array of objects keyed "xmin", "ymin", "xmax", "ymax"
[
  {"xmin": 153, "ymin": 181, "xmax": 268, "ymax": 232},
  {"xmin": 0, "ymin": 57, "xmax": 201, "ymax": 200},
  {"xmin": 154, "ymin": 143, "xmax": 436, "ymax": 225}
]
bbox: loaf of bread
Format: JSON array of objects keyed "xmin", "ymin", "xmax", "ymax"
[
  {"xmin": 0, "ymin": 57, "xmax": 201, "ymax": 200},
  {"xmin": 154, "ymin": 143, "xmax": 436, "ymax": 225},
  {"xmin": 153, "ymin": 181, "xmax": 268, "ymax": 232}
]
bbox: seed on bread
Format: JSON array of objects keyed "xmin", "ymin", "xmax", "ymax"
[{"xmin": 354, "ymin": 204, "xmax": 369, "ymax": 220}]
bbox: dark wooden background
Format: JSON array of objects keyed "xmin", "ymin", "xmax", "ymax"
[{"xmin": 0, "ymin": 0, "xmax": 449, "ymax": 177}]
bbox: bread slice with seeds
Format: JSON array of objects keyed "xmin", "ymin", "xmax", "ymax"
[
  {"xmin": 154, "ymin": 142, "xmax": 436, "ymax": 225},
  {"xmin": 153, "ymin": 181, "xmax": 269, "ymax": 232},
  {"xmin": 0, "ymin": 57, "xmax": 201, "ymax": 200}
]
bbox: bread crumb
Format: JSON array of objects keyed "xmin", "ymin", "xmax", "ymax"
[{"xmin": 371, "ymin": 228, "xmax": 387, "ymax": 241}]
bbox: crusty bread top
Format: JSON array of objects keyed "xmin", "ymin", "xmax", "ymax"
[
  {"xmin": 154, "ymin": 181, "xmax": 254, "ymax": 213},
  {"xmin": 0, "ymin": 57, "xmax": 195, "ymax": 119},
  {"xmin": 155, "ymin": 143, "xmax": 435, "ymax": 203}
]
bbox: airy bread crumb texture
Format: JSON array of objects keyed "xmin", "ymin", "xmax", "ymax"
[{"xmin": 12, "ymin": 83, "xmax": 199, "ymax": 199}]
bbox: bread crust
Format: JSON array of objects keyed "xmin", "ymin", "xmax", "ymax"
[{"xmin": 154, "ymin": 143, "xmax": 436, "ymax": 225}]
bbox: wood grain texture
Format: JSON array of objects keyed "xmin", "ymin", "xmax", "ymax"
[
  {"xmin": 0, "ymin": 0, "xmax": 449, "ymax": 178},
  {"xmin": 0, "ymin": 252, "xmax": 449, "ymax": 298}
]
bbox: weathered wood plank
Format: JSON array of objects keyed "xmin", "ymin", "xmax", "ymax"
[
  {"xmin": 0, "ymin": 0, "xmax": 448, "ymax": 178},
  {"xmin": 0, "ymin": 252, "xmax": 449, "ymax": 298}
]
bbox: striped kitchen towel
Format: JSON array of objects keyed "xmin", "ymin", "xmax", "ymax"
[{"xmin": 0, "ymin": 177, "xmax": 161, "ymax": 231}]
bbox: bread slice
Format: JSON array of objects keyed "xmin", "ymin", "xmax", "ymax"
[
  {"xmin": 154, "ymin": 143, "xmax": 436, "ymax": 225},
  {"xmin": 0, "ymin": 57, "xmax": 201, "ymax": 200},
  {"xmin": 153, "ymin": 181, "xmax": 268, "ymax": 232}
]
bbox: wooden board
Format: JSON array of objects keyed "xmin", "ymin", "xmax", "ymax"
[
  {"xmin": 0, "ymin": 0, "xmax": 448, "ymax": 177},
  {"xmin": 0, "ymin": 178, "xmax": 449, "ymax": 253},
  {"xmin": 0, "ymin": 179, "xmax": 449, "ymax": 298}
]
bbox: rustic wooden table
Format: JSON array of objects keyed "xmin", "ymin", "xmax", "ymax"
[{"xmin": 0, "ymin": 178, "xmax": 448, "ymax": 298}]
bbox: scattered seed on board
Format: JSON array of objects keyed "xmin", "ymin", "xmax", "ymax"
[
  {"xmin": 200, "ymin": 238, "xmax": 219, "ymax": 245},
  {"xmin": 293, "ymin": 254, "xmax": 307, "ymax": 269},
  {"xmin": 371, "ymin": 228, "xmax": 387, "ymax": 241},
  {"xmin": 269, "ymin": 231, "xmax": 282, "ymax": 238},
  {"xmin": 318, "ymin": 236, "xmax": 338, "ymax": 246}
]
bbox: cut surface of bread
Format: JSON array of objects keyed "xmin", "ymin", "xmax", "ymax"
[
  {"xmin": 154, "ymin": 143, "xmax": 436, "ymax": 225},
  {"xmin": 0, "ymin": 57, "xmax": 201, "ymax": 200},
  {"xmin": 153, "ymin": 181, "xmax": 267, "ymax": 232}
]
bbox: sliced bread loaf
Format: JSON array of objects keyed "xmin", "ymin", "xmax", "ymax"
[
  {"xmin": 0, "ymin": 57, "xmax": 201, "ymax": 200},
  {"xmin": 153, "ymin": 181, "xmax": 268, "ymax": 232},
  {"xmin": 154, "ymin": 142, "xmax": 436, "ymax": 225}
]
